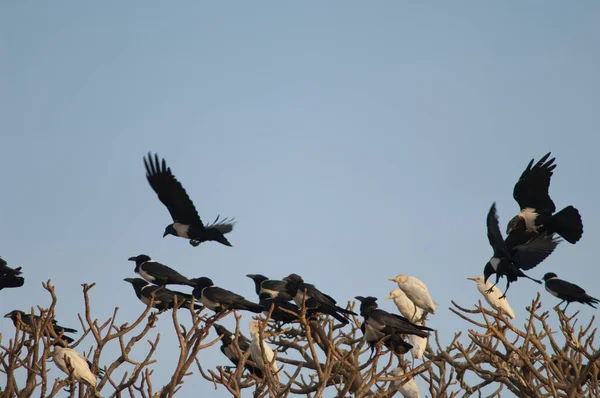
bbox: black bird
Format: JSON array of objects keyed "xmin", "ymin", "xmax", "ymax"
[
  {"xmin": 259, "ymin": 297, "xmax": 304, "ymax": 323},
  {"xmin": 128, "ymin": 254, "xmax": 195, "ymax": 287},
  {"xmin": 282, "ymin": 273, "xmax": 356, "ymax": 324},
  {"xmin": 355, "ymin": 296, "xmax": 431, "ymax": 356},
  {"xmin": 246, "ymin": 274, "xmax": 293, "ymax": 301},
  {"xmin": 0, "ymin": 257, "xmax": 25, "ymax": 290},
  {"xmin": 543, "ymin": 273, "xmax": 600, "ymax": 311},
  {"xmin": 213, "ymin": 324, "xmax": 263, "ymax": 377},
  {"xmin": 484, "ymin": 202, "xmax": 560, "ymax": 298},
  {"xmin": 4, "ymin": 310, "xmax": 77, "ymax": 343},
  {"xmin": 144, "ymin": 153, "xmax": 234, "ymax": 247},
  {"xmin": 191, "ymin": 277, "xmax": 264, "ymax": 313},
  {"xmin": 507, "ymin": 152, "xmax": 583, "ymax": 245},
  {"xmin": 124, "ymin": 278, "xmax": 202, "ymax": 313}
]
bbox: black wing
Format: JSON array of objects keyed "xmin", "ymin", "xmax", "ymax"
[
  {"xmin": 548, "ymin": 278, "xmax": 587, "ymax": 297},
  {"xmin": 142, "ymin": 262, "xmax": 193, "ymax": 285},
  {"xmin": 368, "ymin": 309, "xmax": 431, "ymax": 338},
  {"xmin": 513, "ymin": 153, "xmax": 556, "ymax": 214},
  {"xmin": 144, "ymin": 153, "xmax": 203, "ymax": 226},
  {"xmin": 487, "ymin": 203, "xmax": 509, "ymax": 257},
  {"xmin": 204, "ymin": 286, "xmax": 246, "ymax": 305},
  {"xmin": 511, "ymin": 234, "xmax": 560, "ymax": 270}
]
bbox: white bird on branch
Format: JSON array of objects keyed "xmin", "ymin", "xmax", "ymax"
[
  {"xmin": 390, "ymin": 367, "xmax": 421, "ymax": 398},
  {"xmin": 249, "ymin": 320, "xmax": 280, "ymax": 381},
  {"xmin": 386, "ymin": 288, "xmax": 422, "ymax": 322},
  {"xmin": 52, "ymin": 344, "xmax": 97, "ymax": 387},
  {"xmin": 467, "ymin": 276, "xmax": 516, "ymax": 319},
  {"xmin": 389, "ymin": 274, "xmax": 438, "ymax": 314}
]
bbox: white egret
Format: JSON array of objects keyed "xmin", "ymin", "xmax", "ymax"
[
  {"xmin": 467, "ymin": 276, "xmax": 516, "ymax": 319},
  {"xmin": 390, "ymin": 367, "xmax": 420, "ymax": 398},
  {"xmin": 409, "ymin": 332, "xmax": 427, "ymax": 360},
  {"xmin": 386, "ymin": 288, "xmax": 422, "ymax": 322},
  {"xmin": 249, "ymin": 321, "xmax": 280, "ymax": 380},
  {"xmin": 389, "ymin": 275, "xmax": 437, "ymax": 314},
  {"xmin": 52, "ymin": 344, "xmax": 97, "ymax": 387}
]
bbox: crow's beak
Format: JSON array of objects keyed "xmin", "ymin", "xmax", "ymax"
[
  {"xmin": 128, "ymin": 257, "xmax": 137, "ymax": 262},
  {"xmin": 162, "ymin": 231, "xmax": 169, "ymax": 238},
  {"xmin": 124, "ymin": 278, "xmax": 135, "ymax": 283}
]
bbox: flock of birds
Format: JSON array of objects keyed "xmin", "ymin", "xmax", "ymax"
[{"xmin": 1, "ymin": 152, "xmax": 599, "ymax": 397}]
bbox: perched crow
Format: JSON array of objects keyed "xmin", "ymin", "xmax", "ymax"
[
  {"xmin": 259, "ymin": 297, "xmax": 303, "ymax": 323},
  {"xmin": 124, "ymin": 278, "xmax": 202, "ymax": 313},
  {"xmin": 484, "ymin": 202, "xmax": 560, "ymax": 298},
  {"xmin": 356, "ymin": 296, "xmax": 432, "ymax": 357},
  {"xmin": 128, "ymin": 254, "xmax": 194, "ymax": 287},
  {"xmin": 543, "ymin": 273, "xmax": 600, "ymax": 311},
  {"xmin": 507, "ymin": 153, "xmax": 583, "ymax": 245},
  {"xmin": 192, "ymin": 277, "xmax": 264, "ymax": 313},
  {"xmin": 4, "ymin": 310, "xmax": 77, "ymax": 343},
  {"xmin": 246, "ymin": 274, "xmax": 293, "ymax": 301},
  {"xmin": 282, "ymin": 273, "xmax": 356, "ymax": 324},
  {"xmin": 213, "ymin": 324, "xmax": 263, "ymax": 377},
  {"xmin": 143, "ymin": 153, "xmax": 234, "ymax": 247},
  {"xmin": 0, "ymin": 257, "xmax": 24, "ymax": 290}
]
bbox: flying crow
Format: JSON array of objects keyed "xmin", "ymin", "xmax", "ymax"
[
  {"xmin": 128, "ymin": 254, "xmax": 195, "ymax": 287},
  {"xmin": 542, "ymin": 273, "xmax": 600, "ymax": 311},
  {"xmin": 192, "ymin": 277, "xmax": 264, "ymax": 313},
  {"xmin": 4, "ymin": 310, "xmax": 77, "ymax": 343},
  {"xmin": 143, "ymin": 153, "xmax": 234, "ymax": 247},
  {"xmin": 246, "ymin": 274, "xmax": 293, "ymax": 301},
  {"xmin": 282, "ymin": 273, "xmax": 356, "ymax": 324},
  {"xmin": 0, "ymin": 257, "xmax": 24, "ymax": 290},
  {"xmin": 124, "ymin": 278, "xmax": 202, "ymax": 313},
  {"xmin": 356, "ymin": 296, "xmax": 432, "ymax": 357},
  {"xmin": 213, "ymin": 324, "xmax": 263, "ymax": 377},
  {"xmin": 507, "ymin": 152, "xmax": 583, "ymax": 245}
]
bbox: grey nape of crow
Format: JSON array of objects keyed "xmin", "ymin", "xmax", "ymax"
[
  {"xmin": 506, "ymin": 152, "xmax": 583, "ymax": 246},
  {"xmin": 484, "ymin": 202, "xmax": 560, "ymax": 298},
  {"xmin": 246, "ymin": 274, "xmax": 293, "ymax": 301},
  {"xmin": 124, "ymin": 278, "xmax": 202, "ymax": 313},
  {"xmin": 128, "ymin": 254, "xmax": 195, "ymax": 287},
  {"xmin": 282, "ymin": 273, "xmax": 356, "ymax": 324},
  {"xmin": 213, "ymin": 324, "xmax": 263, "ymax": 377},
  {"xmin": 143, "ymin": 152, "xmax": 234, "ymax": 247},
  {"xmin": 543, "ymin": 273, "xmax": 600, "ymax": 311},
  {"xmin": 0, "ymin": 256, "xmax": 25, "ymax": 290},
  {"xmin": 4, "ymin": 310, "xmax": 77, "ymax": 343},
  {"xmin": 191, "ymin": 277, "xmax": 264, "ymax": 313}
]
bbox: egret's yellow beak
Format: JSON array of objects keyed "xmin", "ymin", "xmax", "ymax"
[
  {"xmin": 467, "ymin": 277, "xmax": 479, "ymax": 282},
  {"xmin": 388, "ymin": 278, "xmax": 397, "ymax": 282},
  {"xmin": 385, "ymin": 294, "xmax": 394, "ymax": 300}
]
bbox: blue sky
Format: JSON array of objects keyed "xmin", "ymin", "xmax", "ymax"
[{"xmin": 1, "ymin": 2, "xmax": 599, "ymax": 396}]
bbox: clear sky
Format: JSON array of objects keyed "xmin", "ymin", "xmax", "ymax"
[{"xmin": 1, "ymin": 2, "xmax": 599, "ymax": 396}]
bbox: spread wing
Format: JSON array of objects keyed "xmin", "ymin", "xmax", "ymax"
[
  {"xmin": 144, "ymin": 153, "xmax": 203, "ymax": 226},
  {"xmin": 513, "ymin": 153, "xmax": 556, "ymax": 214},
  {"xmin": 487, "ymin": 203, "xmax": 509, "ymax": 257},
  {"xmin": 511, "ymin": 234, "xmax": 560, "ymax": 270}
]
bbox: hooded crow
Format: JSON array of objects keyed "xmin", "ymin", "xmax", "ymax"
[
  {"xmin": 282, "ymin": 273, "xmax": 356, "ymax": 324},
  {"xmin": 259, "ymin": 297, "xmax": 303, "ymax": 323},
  {"xmin": 192, "ymin": 277, "xmax": 263, "ymax": 313},
  {"xmin": 124, "ymin": 278, "xmax": 202, "ymax": 313},
  {"xmin": 144, "ymin": 153, "xmax": 234, "ymax": 247},
  {"xmin": 128, "ymin": 254, "xmax": 194, "ymax": 287},
  {"xmin": 484, "ymin": 202, "xmax": 560, "ymax": 298},
  {"xmin": 356, "ymin": 296, "xmax": 432, "ymax": 357},
  {"xmin": 0, "ymin": 257, "xmax": 24, "ymax": 290},
  {"xmin": 507, "ymin": 152, "xmax": 583, "ymax": 245},
  {"xmin": 246, "ymin": 274, "xmax": 293, "ymax": 301},
  {"xmin": 213, "ymin": 324, "xmax": 263, "ymax": 377},
  {"xmin": 543, "ymin": 273, "xmax": 600, "ymax": 311},
  {"xmin": 4, "ymin": 310, "xmax": 77, "ymax": 343},
  {"xmin": 52, "ymin": 342, "xmax": 99, "ymax": 387}
]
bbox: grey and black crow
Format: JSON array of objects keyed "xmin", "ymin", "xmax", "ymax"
[
  {"xmin": 282, "ymin": 273, "xmax": 355, "ymax": 324},
  {"xmin": 213, "ymin": 324, "xmax": 263, "ymax": 377},
  {"xmin": 128, "ymin": 254, "xmax": 195, "ymax": 287},
  {"xmin": 0, "ymin": 257, "xmax": 24, "ymax": 290},
  {"xmin": 543, "ymin": 273, "xmax": 599, "ymax": 311},
  {"xmin": 246, "ymin": 274, "xmax": 293, "ymax": 301},
  {"xmin": 507, "ymin": 153, "xmax": 583, "ymax": 245},
  {"xmin": 4, "ymin": 310, "xmax": 77, "ymax": 343},
  {"xmin": 355, "ymin": 296, "xmax": 432, "ymax": 357},
  {"xmin": 484, "ymin": 203, "xmax": 560, "ymax": 298},
  {"xmin": 144, "ymin": 153, "xmax": 234, "ymax": 247},
  {"xmin": 259, "ymin": 297, "xmax": 303, "ymax": 323},
  {"xmin": 124, "ymin": 278, "xmax": 202, "ymax": 313},
  {"xmin": 192, "ymin": 277, "xmax": 264, "ymax": 313}
]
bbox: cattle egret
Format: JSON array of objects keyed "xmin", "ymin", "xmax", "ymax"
[
  {"xmin": 467, "ymin": 276, "xmax": 516, "ymax": 319},
  {"xmin": 543, "ymin": 273, "xmax": 599, "ymax": 311},
  {"xmin": 390, "ymin": 367, "xmax": 420, "ymax": 398},
  {"xmin": 249, "ymin": 321, "xmax": 279, "ymax": 380},
  {"xmin": 388, "ymin": 275, "xmax": 437, "ymax": 314},
  {"xmin": 52, "ymin": 345, "xmax": 97, "ymax": 387},
  {"xmin": 409, "ymin": 332, "xmax": 427, "ymax": 360},
  {"xmin": 386, "ymin": 288, "xmax": 422, "ymax": 322}
]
